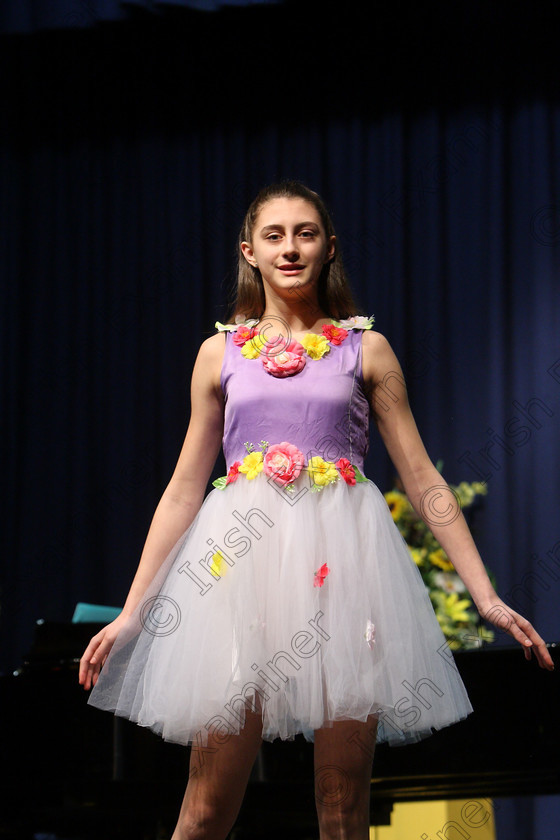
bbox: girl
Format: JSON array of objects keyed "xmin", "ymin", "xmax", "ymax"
[{"xmin": 80, "ymin": 181, "xmax": 554, "ymax": 840}]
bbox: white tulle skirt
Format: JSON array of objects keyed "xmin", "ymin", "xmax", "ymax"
[{"xmin": 88, "ymin": 474, "xmax": 473, "ymax": 746}]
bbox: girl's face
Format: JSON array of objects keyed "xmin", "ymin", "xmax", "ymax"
[{"xmin": 241, "ymin": 197, "xmax": 336, "ymax": 304}]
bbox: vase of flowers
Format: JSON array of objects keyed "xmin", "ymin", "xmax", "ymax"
[{"xmin": 384, "ymin": 463, "xmax": 496, "ymax": 650}]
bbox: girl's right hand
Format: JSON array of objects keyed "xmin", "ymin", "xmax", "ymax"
[{"xmin": 78, "ymin": 613, "xmax": 129, "ymax": 690}]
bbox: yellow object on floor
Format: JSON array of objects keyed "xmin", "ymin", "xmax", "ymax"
[{"xmin": 370, "ymin": 798, "xmax": 496, "ymax": 839}]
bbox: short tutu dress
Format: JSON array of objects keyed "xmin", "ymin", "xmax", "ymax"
[{"xmin": 89, "ymin": 317, "xmax": 473, "ymax": 747}]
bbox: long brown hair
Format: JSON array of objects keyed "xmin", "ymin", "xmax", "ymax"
[{"xmin": 227, "ymin": 181, "xmax": 359, "ymax": 321}]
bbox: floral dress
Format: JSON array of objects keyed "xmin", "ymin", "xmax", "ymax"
[{"xmin": 89, "ymin": 316, "xmax": 473, "ymax": 746}]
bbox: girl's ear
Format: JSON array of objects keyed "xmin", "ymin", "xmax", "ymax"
[
  {"xmin": 241, "ymin": 241, "xmax": 258, "ymax": 268},
  {"xmin": 325, "ymin": 235, "xmax": 336, "ymax": 263}
]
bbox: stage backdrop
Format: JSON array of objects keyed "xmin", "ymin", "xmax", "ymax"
[{"xmin": 1, "ymin": 4, "xmax": 559, "ymax": 838}]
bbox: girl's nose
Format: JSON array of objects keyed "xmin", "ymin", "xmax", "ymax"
[{"xmin": 282, "ymin": 238, "xmax": 299, "ymax": 259}]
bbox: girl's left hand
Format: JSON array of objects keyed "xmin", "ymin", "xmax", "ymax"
[{"xmin": 478, "ymin": 597, "xmax": 555, "ymax": 670}]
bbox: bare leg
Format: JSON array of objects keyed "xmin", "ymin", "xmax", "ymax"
[
  {"xmin": 314, "ymin": 716, "xmax": 378, "ymax": 840},
  {"xmin": 171, "ymin": 710, "xmax": 263, "ymax": 840}
]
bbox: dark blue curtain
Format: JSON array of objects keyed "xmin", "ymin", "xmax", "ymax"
[
  {"xmin": 1, "ymin": 3, "xmax": 559, "ymax": 837},
  {"xmin": 0, "ymin": 0, "xmax": 282, "ymax": 34}
]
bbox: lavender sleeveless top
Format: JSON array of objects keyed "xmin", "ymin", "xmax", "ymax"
[{"xmin": 220, "ymin": 329, "xmax": 370, "ymax": 473}]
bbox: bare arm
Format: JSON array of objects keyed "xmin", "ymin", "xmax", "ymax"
[
  {"xmin": 79, "ymin": 332, "xmax": 226, "ymax": 688},
  {"xmin": 362, "ymin": 330, "xmax": 554, "ymax": 671}
]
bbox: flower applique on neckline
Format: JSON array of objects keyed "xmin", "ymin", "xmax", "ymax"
[{"xmin": 215, "ymin": 314, "xmax": 375, "ymax": 379}]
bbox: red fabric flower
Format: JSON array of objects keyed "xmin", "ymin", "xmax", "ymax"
[
  {"xmin": 313, "ymin": 563, "xmax": 330, "ymax": 588},
  {"xmin": 261, "ymin": 339, "xmax": 306, "ymax": 378},
  {"xmin": 321, "ymin": 324, "xmax": 349, "ymax": 345},
  {"xmin": 226, "ymin": 461, "xmax": 242, "ymax": 484},
  {"xmin": 232, "ymin": 325, "xmax": 256, "ymax": 346},
  {"xmin": 336, "ymin": 458, "xmax": 356, "ymax": 485}
]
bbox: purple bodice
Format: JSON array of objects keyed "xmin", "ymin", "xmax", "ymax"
[{"xmin": 220, "ymin": 329, "xmax": 370, "ymax": 473}]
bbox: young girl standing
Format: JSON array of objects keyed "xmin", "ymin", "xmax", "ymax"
[{"xmin": 80, "ymin": 181, "xmax": 554, "ymax": 840}]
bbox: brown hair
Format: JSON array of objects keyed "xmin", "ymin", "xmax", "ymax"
[{"xmin": 227, "ymin": 181, "xmax": 359, "ymax": 321}]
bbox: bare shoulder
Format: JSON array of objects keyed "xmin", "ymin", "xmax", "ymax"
[
  {"xmin": 198, "ymin": 331, "xmax": 227, "ymax": 361},
  {"xmin": 192, "ymin": 332, "xmax": 226, "ymax": 391},
  {"xmin": 361, "ymin": 329, "xmax": 402, "ymax": 385},
  {"xmin": 361, "ymin": 328, "xmax": 392, "ymax": 352}
]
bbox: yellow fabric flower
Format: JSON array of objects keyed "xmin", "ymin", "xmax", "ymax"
[
  {"xmin": 239, "ymin": 451, "xmax": 264, "ymax": 479},
  {"xmin": 428, "ymin": 548, "xmax": 455, "ymax": 572},
  {"xmin": 210, "ymin": 551, "xmax": 227, "ymax": 579},
  {"xmin": 241, "ymin": 335, "xmax": 267, "ymax": 359},
  {"xmin": 301, "ymin": 333, "xmax": 330, "ymax": 360},
  {"xmin": 307, "ymin": 456, "xmax": 339, "ymax": 486}
]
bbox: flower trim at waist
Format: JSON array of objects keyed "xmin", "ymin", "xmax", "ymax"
[{"xmin": 212, "ymin": 440, "xmax": 367, "ymax": 492}]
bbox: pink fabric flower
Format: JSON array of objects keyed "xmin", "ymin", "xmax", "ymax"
[
  {"xmin": 335, "ymin": 458, "xmax": 356, "ymax": 485},
  {"xmin": 232, "ymin": 325, "xmax": 256, "ymax": 346},
  {"xmin": 365, "ymin": 620, "xmax": 376, "ymax": 649},
  {"xmin": 321, "ymin": 324, "xmax": 348, "ymax": 345},
  {"xmin": 261, "ymin": 339, "xmax": 306, "ymax": 378},
  {"xmin": 263, "ymin": 442, "xmax": 305, "ymax": 486},
  {"xmin": 226, "ymin": 461, "xmax": 242, "ymax": 484},
  {"xmin": 313, "ymin": 563, "xmax": 330, "ymax": 588}
]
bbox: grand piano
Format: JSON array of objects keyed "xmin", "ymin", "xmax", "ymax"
[{"xmin": 1, "ymin": 622, "xmax": 558, "ymax": 839}]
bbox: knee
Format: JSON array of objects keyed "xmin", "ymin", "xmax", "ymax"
[
  {"xmin": 174, "ymin": 805, "xmax": 222, "ymax": 840},
  {"xmin": 317, "ymin": 808, "xmax": 368, "ymax": 839},
  {"xmin": 316, "ymin": 790, "xmax": 370, "ymax": 839}
]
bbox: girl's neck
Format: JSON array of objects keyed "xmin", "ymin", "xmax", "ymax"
[
  {"xmin": 259, "ymin": 310, "xmax": 332, "ymax": 337},
  {"xmin": 260, "ymin": 293, "xmax": 330, "ymax": 336}
]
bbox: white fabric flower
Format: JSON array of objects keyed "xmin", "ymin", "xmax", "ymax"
[
  {"xmin": 215, "ymin": 315, "xmax": 259, "ymax": 332},
  {"xmin": 333, "ymin": 315, "xmax": 375, "ymax": 330}
]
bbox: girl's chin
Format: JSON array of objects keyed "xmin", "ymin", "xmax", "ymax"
[{"xmin": 263, "ymin": 274, "xmax": 320, "ymax": 295}]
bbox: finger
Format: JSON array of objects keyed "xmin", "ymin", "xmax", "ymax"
[
  {"xmin": 513, "ymin": 618, "xmax": 548, "ymax": 652},
  {"xmin": 484, "ymin": 605, "xmax": 555, "ymax": 671},
  {"xmin": 85, "ymin": 657, "xmax": 104, "ymax": 690},
  {"xmin": 79, "ymin": 633, "xmax": 110, "ymax": 687},
  {"xmin": 532, "ymin": 642, "xmax": 555, "ymax": 670},
  {"xmin": 80, "ymin": 656, "xmax": 97, "ymax": 690},
  {"xmin": 507, "ymin": 618, "xmax": 555, "ymax": 670},
  {"xmin": 79, "ymin": 643, "xmax": 101, "ymax": 685},
  {"xmin": 83, "ymin": 633, "xmax": 117, "ymax": 688}
]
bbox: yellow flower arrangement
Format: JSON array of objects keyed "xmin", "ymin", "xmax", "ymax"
[
  {"xmin": 428, "ymin": 548, "xmax": 455, "ymax": 572},
  {"xmin": 408, "ymin": 546, "xmax": 427, "ymax": 566},
  {"xmin": 385, "ymin": 490, "xmax": 412, "ymax": 522},
  {"xmin": 384, "ymin": 465, "xmax": 495, "ymax": 651}
]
